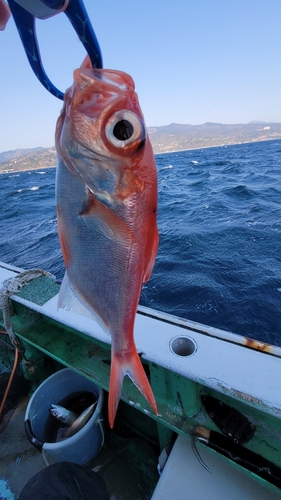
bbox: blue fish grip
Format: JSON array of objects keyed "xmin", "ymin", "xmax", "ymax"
[
  {"xmin": 40, "ymin": 0, "xmax": 66, "ymax": 8},
  {"xmin": 7, "ymin": 0, "xmax": 103, "ymax": 100},
  {"xmin": 64, "ymin": 0, "xmax": 103, "ymax": 70}
]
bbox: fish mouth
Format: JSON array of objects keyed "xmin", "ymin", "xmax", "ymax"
[
  {"xmin": 63, "ymin": 66, "xmax": 146, "ymax": 156},
  {"xmin": 68, "ymin": 67, "xmax": 135, "ymax": 119}
]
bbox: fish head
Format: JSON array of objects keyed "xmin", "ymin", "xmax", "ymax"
[{"xmin": 55, "ymin": 56, "xmax": 152, "ymax": 196}]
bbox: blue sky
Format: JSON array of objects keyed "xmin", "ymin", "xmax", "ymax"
[{"xmin": 1, "ymin": 0, "xmax": 281, "ymax": 151}]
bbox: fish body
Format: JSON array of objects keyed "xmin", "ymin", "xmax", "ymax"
[
  {"xmin": 55, "ymin": 57, "xmax": 158, "ymax": 427},
  {"xmin": 49, "ymin": 404, "xmax": 77, "ymax": 425},
  {"xmin": 63, "ymin": 402, "xmax": 97, "ymax": 438}
]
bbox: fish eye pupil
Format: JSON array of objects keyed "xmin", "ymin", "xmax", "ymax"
[{"xmin": 113, "ymin": 119, "xmax": 134, "ymax": 141}]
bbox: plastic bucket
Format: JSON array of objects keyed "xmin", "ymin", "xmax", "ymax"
[{"xmin": 25, "ymin": 368, "xmax": 104, "ymax": 465}]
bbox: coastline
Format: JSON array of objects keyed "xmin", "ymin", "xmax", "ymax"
[
  {"xmin": 1, "ymin": 136, "xmax": 281, "ymax": 174},
  {"xmin": 154, "ymin": 136, "xmax": 281, "ymax": 156},
  {"xmin": 0, "ymin": 164, "xmax": 56, "ymax": 175}
]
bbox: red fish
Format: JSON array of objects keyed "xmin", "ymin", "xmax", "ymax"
[{"xmin": 55, "ymin": 57, "xmax": 158, "ymax": 427}]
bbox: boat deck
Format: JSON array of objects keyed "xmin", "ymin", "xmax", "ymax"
[
  {"xmin": 2, "ymin": 394, "xmax": 281, "ymax": 500},
  {"xmin": 1, "ymin": 261, "xmax": 281, "ymax": 498},
  {"xmin": 0, "ymin": 393, "xmax": 159, "ymax": 500}
]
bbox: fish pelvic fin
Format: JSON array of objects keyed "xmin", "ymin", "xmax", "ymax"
[{"xmin": 108, "ymin": 346, "xmax": 158, "ymax": 428}]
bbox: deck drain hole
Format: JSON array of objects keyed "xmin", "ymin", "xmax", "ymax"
[{"xmin": 170, "ymin": 336, "xmax": 196, "ymax": 357}]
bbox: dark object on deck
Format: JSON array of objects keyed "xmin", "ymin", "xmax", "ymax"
[
  {"xmin": 201, "ymin": 394, "xmax": 256, "ymax": 444},
  {"xmin": 18, "ymin": 462, "xmax": 110, "ymax": 500}
]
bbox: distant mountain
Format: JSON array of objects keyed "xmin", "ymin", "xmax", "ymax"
[
  {"xmin": 0, "ymin": 147, "xmax": 56, "ymax": 173},
  {"xmin": 0, "ymin": 147, "xmax": 45, "ymax": 164},
  {"xmin": 147, "ymin": 122, "xmax": 281, "ymax": 153},
  {"xmin": 1, "ymin": 122, "xmax": 281, "ymax": 172}
]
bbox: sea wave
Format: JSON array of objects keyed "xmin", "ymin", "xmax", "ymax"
[
  {"xmin": 15, "ymin": 186, "xmax": 40, "ymax": 193},
  {"xmin": 1, "ymin": 140, "xmax": 281, "ymax": 345}
]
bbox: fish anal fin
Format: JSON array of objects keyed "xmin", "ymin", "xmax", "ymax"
[
  {"xmin": 57, "ymin": 272, "xmax": 108, "ymax": 329},
  {"xmin": 108, "ymin": 346, "xmax": 158, "ymax": 428}
]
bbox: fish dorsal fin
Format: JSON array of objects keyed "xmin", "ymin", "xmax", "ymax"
[{"xmin": 58, "ymin": 271, "xmax": 106, "ymax": 329}]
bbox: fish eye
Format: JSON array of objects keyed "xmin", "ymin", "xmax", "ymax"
[{"xmin": 105, "ymin": 110, "xmax": 145, "ymax": 149}]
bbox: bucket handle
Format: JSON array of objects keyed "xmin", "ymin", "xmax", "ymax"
[{"xmin": 25, "ymin": 419, "xmax": 44, "ymax": 452}]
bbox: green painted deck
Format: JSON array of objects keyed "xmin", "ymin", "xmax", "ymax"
[{"xmin": 1, "ymin": 269, "xmax": 281, "ymax": 498}]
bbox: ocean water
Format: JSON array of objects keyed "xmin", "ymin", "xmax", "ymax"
[{"xmin": 1, "ymin": 139, "xmax": 281, "ymax": 346}]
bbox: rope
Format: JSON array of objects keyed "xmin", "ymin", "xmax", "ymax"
[
  {"xmin": 0, "ymin": 330, "xmax": 19, "ymax": 418},
  {"xmin": 0, "ymin": 268, "xmax": 55, "ymax": 350},
  {"xmin": 0, "ymin": 270, "xmax": 54, "ymax": 422}
]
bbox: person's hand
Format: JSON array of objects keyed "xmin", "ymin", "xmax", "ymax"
[{"xmin": 0, "ymin": 0, "xmax": 11, "ymax": 31}]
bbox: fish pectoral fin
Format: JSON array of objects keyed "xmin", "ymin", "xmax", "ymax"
[
  {"xmin": 57, "ymin": 207, "xmax": 70, "ymax": 269},
  {"xmin": 143, "ymin": 229, "xmax": 159, "ymax": 283},
  {"xmin": 108, "ymin": 346, "xmax": 158, "ymax": 428},
  {"xmin": 80, "ymin": 190, "xmax": 134, "ymax": 242},
  {"xmin": 143, "ymin": 238, "xmax": 158, "ymax": 283},
  {"xmin": 57, "ymin": 272, "xmax": 104, "ymax": 325}
]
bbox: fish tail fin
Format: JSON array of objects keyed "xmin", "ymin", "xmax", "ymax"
[{"xmin": 108, "ymin": 347, "xmax": 158, "ymax": 428}]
